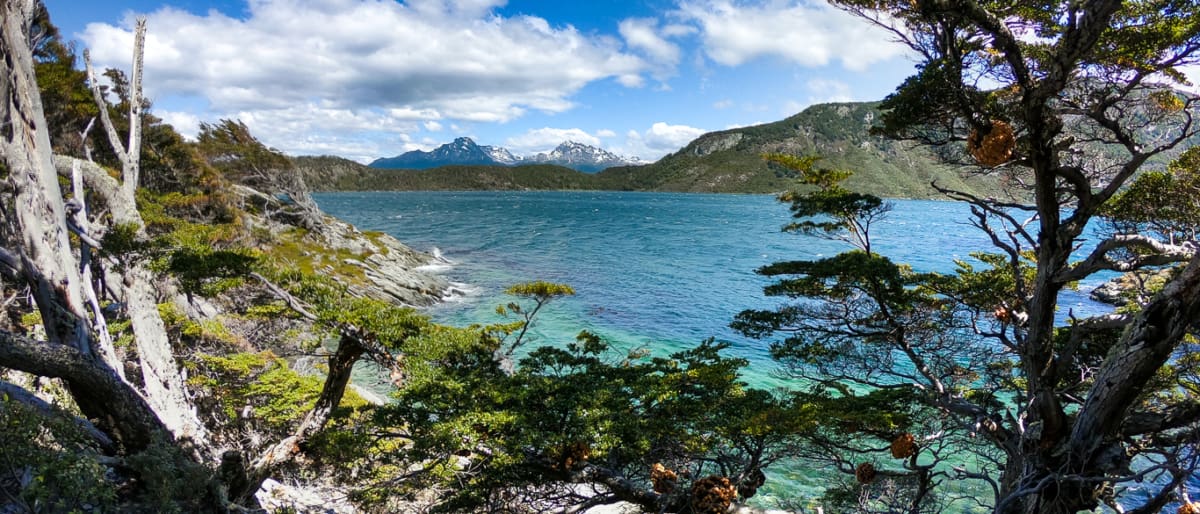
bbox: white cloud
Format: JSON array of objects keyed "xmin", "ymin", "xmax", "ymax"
[
  {"xmin": 674, "ymin": 0, "xmax": 909, "ymax": 71},
  {"xmin": 596, "ymin": 129, "xmax": 617, "ymax": 138},
  {"xmin": 155, "ymin": 110, "xmax": 201, "ymax": 139},
  {"xmin": 620, "ymin": 17, "xmax": 682, "ymax": 76},
  {"xmin": 82, "ymin": 0, "xmax": 649, "ymax": 156},
  {"xmin": 780, "ymin": 79, "xmax": 855, "ymax": 116},
  {"xmin": 424, "ymin": 120, "xmax": 444, "ymax": 131},
  {"xmin": 1180, "ymin": 64, "xmax": 1200, "ymax": 94},
  {"xmin": 661, "ymin": 24, "xmax": 697, "ymax": 38},
  {"xmin": 226, "ymin": 103, "xmax": 424, "ymax": 162},
  {"xmin": 806, "ymin": 78, "xmax": 853, "ymax": 103},
  {"xmin": 506, "ymin": 127, "xmax": 603, "ymax": 154},
  {"xmin": 712, "ymin": 99, "xmax": 734, "ymax": 109},
  {"xmin": 621, "ymin": 122, "xmax": 707, "ymax": 161}
]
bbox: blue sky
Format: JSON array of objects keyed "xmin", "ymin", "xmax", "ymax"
[{"xmin": 44, "ymin": 0, "xmax": 919, "ymax": 162}]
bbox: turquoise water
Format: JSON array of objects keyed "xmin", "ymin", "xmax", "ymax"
[{"xmin": 313, "ymin": 190, "xmax": 1114, "ymax": 506}]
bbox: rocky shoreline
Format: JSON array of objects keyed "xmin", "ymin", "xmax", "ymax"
[{"xmin": 313, "ymin": 215, "xmax": 452, "ymax": 307}]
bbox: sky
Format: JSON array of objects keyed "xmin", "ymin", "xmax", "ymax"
[{"xmin": 43, "ymin": 0, "xmax": 921, "ymax": 163}]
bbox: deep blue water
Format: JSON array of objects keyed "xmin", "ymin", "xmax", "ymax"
[{"xmin": 313, "ymin": 190, "xmax": 1116, "ymax": 507}]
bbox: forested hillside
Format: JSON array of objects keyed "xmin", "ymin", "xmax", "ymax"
[{"xmin": 298, "ymin": 102, "xmax": 1009, "ymax": 199}]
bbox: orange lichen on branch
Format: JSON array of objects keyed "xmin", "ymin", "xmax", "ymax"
[
  {"xmin": 690, "ymin": 475, "xmax": 737, "ymax": 513},
  {"xmin": 1152, "ymin": 90, "xmax": 1185, "ymax": 113},
  {"xmin": 968, "ymin": 120, "xmax": 1016, "ymax": 167},
  {"xmin": 1179, "ymin": 501, "xmax": 1200, "ymax": 514},
  {"xmin": 891, "ymin": 433, "xmax": 917, "ymax": 459},
  {"xmin": 550, "ymin": 441, "xmax": 590, "ymax": 471},
  {"xmin": 855, "ymin": 462, "xmax": 877, "ymax": 484},
  {"xmin": 651, "ymin": 462, "xmax": 678, "ymax": 494}
]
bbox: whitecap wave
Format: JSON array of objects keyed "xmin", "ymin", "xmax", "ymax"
[
  {"xmin": 440, "ymin": 281, "xmax": 481, "ymax": 303},
  {"xmin": 416, "ymin": 247, "xmax": 455, "ymax": 272}
]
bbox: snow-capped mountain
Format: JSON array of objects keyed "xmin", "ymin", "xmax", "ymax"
[
  {"xmin": 484, "ymin": 145, "xmax": 519, "ymax": 166},
  {"xmin": 523, "ymin": 141, "xmax": 641, "ymax": 173},
  {"xmin": 369, "ymin": 137, "xmax": 514, "ymax": 169},
  {"xmin": 370, "ymin": 138, "xmax": 639, "ymax": 173}
]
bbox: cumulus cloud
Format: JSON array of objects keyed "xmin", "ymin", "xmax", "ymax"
[
  {"xmin": 621, "ymin": 122, "xmax": 707, "ymax": 161},
  {"xmin": 620, "ymin": 17, "xmax": 682, "ymax": 77},
  {"xmin": 505, "ymin": 127, "xmax": 604, "ymax": 154},
  {"xmin": 596, "ymin": 129, "xmax": 617, "ymax": 138},
  {"xmin": 155, "ymin": 110, "xmax": 201, "ymax": 139},
  {"xmin": 82, "ymin": 0, "xmax": 649, "ymax": 156},
  {"xmin": 1181, "ymin": 64, "xmax": 1200, "ymax": 94},
  {"xmin": 673, "ymin": 0, "xmax": 909, "ymax": 71},
  {"xmin": 780, "ymin": 79, "xmax": 856, "ymax": 116},
  {"xmin": 806, "ymin": 78, "xmax": 853, "ymax": 103},
  {"xmin": 229, "ymin": 103, "xmax": 424, "ymax": 162}
]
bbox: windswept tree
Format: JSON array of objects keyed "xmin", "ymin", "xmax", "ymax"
[{"xmin": 738, "ymin": 1, "xmax": 1200, "ymax": 513}]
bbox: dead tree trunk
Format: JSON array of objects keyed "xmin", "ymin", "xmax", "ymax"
[{"xmin": 83, "ymin": 18, "xmax": 207, "ymax": 445}]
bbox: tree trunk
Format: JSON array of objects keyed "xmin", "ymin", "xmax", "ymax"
[
  {"xmin": 81, "ymin": 18, "xmax": 208, "ymax": 446},
  {"xmin": 124, "ymin": 265, "xmax": 207, "ymax": 441},
  {"xmin": 240, "ymin": 334, "xmax": 365, "ymax": 500},
  {"xmin": 0, "ymin": 0, "xmax": 92, "ymax": 356},
  {"xmin": 0, "ymin": 331, "xmax": 167, "ymax": 452},
  {"xmin": 0, "ymin": 0, "xmax": 183, "ymax": 457}
]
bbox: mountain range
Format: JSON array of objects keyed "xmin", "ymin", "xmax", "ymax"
[
  {"xmin": 299, "ymin": 101, "xmax": 1011, "ymax": 199},
  {"xmin": 369, "ymin": 137, "xmax": 640, "ymax": 173}
]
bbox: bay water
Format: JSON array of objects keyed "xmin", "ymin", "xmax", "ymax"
[{"xmin": 313, "ymin": 190, "xmax": 1114, "ymax": 508}]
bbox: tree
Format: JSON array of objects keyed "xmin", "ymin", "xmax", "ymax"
[
  {"xmin": 737, "ymin": 2, "xmax": 1200, "ymax": 513},
  {"xmin": 1, "ymin": 4, "xmax": 424, "ymax": 510},
  {"xmin": 374, "ymin": 283, "xmax": 809, "ymax": 513},
  {"xmin": 195, "ymin": 119, "xmax": 324, "ymax": 230}
]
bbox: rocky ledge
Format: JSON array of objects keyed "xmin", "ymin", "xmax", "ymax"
[
  {"xmin": 235, "ymin": 183, "xmax": 450, "ymax": 307},
  {"xmin": 319, "ymin": 216, "xmax": 450, "ymax": 307}
]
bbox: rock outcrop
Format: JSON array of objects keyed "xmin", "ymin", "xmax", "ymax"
[
  {"xmin": 319, "ymin": 217, "xmax": 450, "ymax": 307},
  {"xmin": 234, "ymin": 184, "xmax": 449, "ymax": 307}
]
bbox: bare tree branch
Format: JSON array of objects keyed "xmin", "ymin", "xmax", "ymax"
[{"xmin": 1056, "ymin": 236, "xmax": 1196, "ymax": 283}]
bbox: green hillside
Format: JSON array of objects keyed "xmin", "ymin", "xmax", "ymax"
[{"xmin": 593, "ymin": 102, "xmax": 1002, "ymax": 198}]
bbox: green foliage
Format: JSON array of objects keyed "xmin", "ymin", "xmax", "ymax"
[
  {"xmin": 734, "ymin": 160, "xmax": 1015, "ymax": 510},
  {"xmin": 188, "ymin": 351, "xmax": 325, "ymax": 431},
  {"xmin": 157, "ymin": 302, "xmax": 242, "ymax": 346},
  {"xmin": 493, "ymin": 281, "xmax": 576, "ymax": 355},
  {"xmin": 375, "ymin": 286, "xmax": 808, "ymax": 511},
  {"xmin": 123, "ymin": 437, "xmax": 214, "ymax": 513},
  {"xmin": 1102, "ymin": 147, "xmax": 1200, "ymax": 243},
  {"xmin": 160, "ymin": 246, "xmax": 259, "ymax": 297},
  {"xmin": 0, "ymin": 396, "xmax": 114, "ymax": 512},
  {"xmin": 767, "ymin": 154, "xmax": 892, "ymax": 253},
  {"xmin": 32, "ymin": 27, "xmax": 98, "ymax": 156},
  {"xmin": 263, "ymin": 227, "xmax": 377, "ymax": 284}
]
